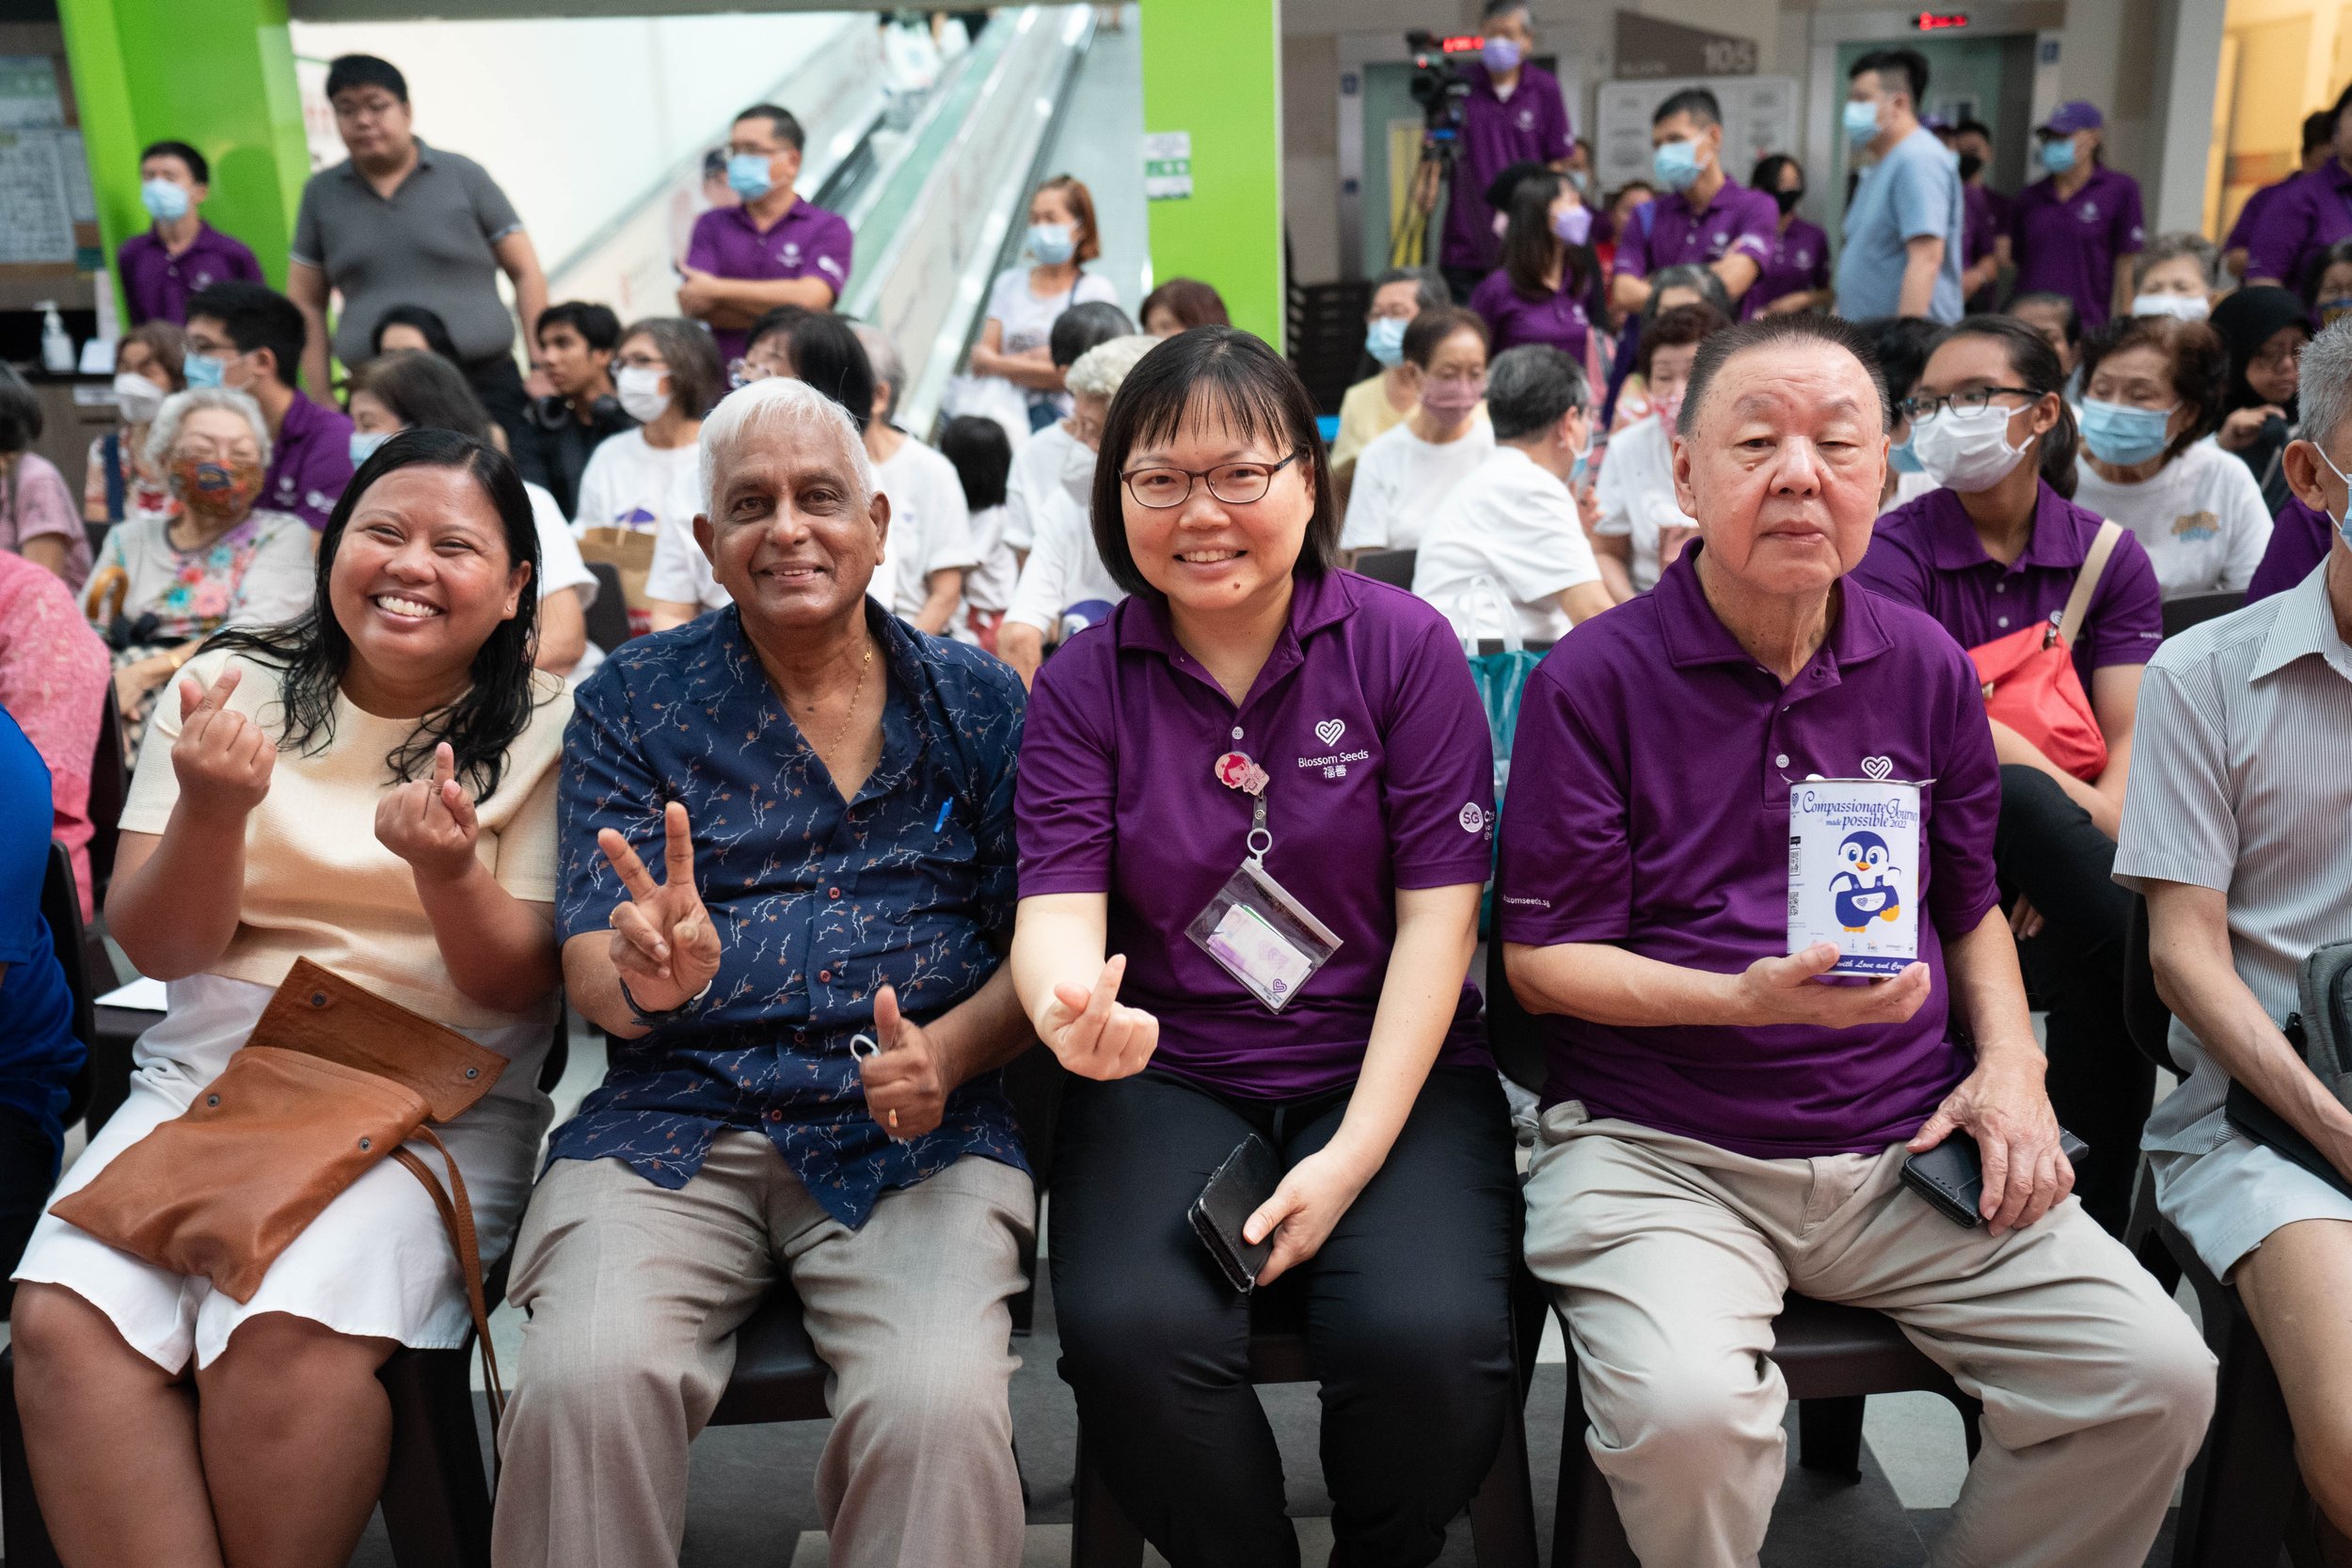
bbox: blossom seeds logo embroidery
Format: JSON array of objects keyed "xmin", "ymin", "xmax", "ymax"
[{"xmin": 1315, "ymin": 719, "xmax": 1345, "ymax": 746}]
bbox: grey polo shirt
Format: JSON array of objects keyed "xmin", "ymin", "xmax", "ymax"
[
  {"xmin": 292, "ymin": 139, "xmax": 525, "ymax": 367},
  {"xmin": 2116, "ymin": 557, "xmax": 2352, "ymax": 1155}
]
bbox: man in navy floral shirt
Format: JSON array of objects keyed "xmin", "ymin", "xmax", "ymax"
[{"xmin": 494, "ymin": 377, "xmax": 1038, "ymax": 1568}]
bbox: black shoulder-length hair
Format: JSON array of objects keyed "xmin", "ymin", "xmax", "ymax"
[
  {"xmin": 1502, "ymin": 170, "xmax": 1595, "ymax": 303},
  {"xmin": 1089, "ymin": 326, "xmax": 1339, "ymax": 599},
  {"xmin": 202, "ymin": 427, "xmax": 546, "ymax": 802}
]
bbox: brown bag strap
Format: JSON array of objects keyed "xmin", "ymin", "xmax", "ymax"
[
  {"xmin": 391, "ymin": 1130, "xmax": 505, "ymax": 1427},
  {"xmin": 2058, "ymin": 519, "xmax": 2123, "ymax": 649}
]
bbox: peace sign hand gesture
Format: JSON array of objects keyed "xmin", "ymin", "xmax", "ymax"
[
  {"xmin": 170, "ymin": 667, "xmax": 274, "ymax": 820},
  {"xmin": 598, "ymin": 800, "xmax": 723, "ymax": 1015},
  {"xmin": 373, "ymin": 742, "xmax": 480, "ymax": 885}
]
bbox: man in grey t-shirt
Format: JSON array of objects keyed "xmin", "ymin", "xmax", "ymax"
[
  {"xmin": 287, "ymin": 54, "xmax": 548, "ymax": 447},
  {"xmin": 1834, "ymin": 48, "xmax": 1963, "ymax": 323}
]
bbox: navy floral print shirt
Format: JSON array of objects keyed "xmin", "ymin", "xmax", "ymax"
[{"xmin": 550, "ymin": 601, "xmax": 1028, "ymax": 1226}]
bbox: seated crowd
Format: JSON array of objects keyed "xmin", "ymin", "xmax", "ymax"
[{"xmin": 9, "ymin": 18, "xmax": 2352, "ymax": 1568}]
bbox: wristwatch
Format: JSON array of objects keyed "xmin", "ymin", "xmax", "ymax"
[{"xmin": 617, "ymin": 974, "xmax": 714, "ymax": 1027}]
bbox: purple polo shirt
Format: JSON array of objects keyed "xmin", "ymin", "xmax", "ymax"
[
  {"xmin": 2225, "ymin": 175, "xmax": 2294, "ymax": 256},
  {"xmin": 264, "ymin": 389, "xmax": 356, "ymax": 532},
  {"xmin": 2007, "ymin": 166, "xmax": 2144, "ymax": 330},
  {"xmin": 2246, "ymin": 160, "xmax": 2352, "ymax": 293},
  {"xmin": 2247, "ymin": 495, "xmax": 2333, "ymax": 603},
  {"xmin": 1439, "ymin": 62, "xmax": 1574, "ymax": 274},
  {"xmin": 1750, "ymin": 218, "xmax": 1830, "ymax": 311},
  {"xmin": 1962, "ymin": 186, "xmax": 2010, "ymax": 311},
  {"xmin": 1495, "ymin": 549, "xmax": 2002, "ymax": 1157},
  {"xmin": 1469, "ymin": 267, "xmax": 1592, "ymax": 359},
  {"xmin": 1611, "ymin": 178, "xmax": 1780, "ymax": 317},
  {"xmin": 685, "ymin": 197, "xmax": 854, "ymax": 363},
  {"xmin": 1851, "ymin": 480, "xmax": 2163, "ymax": 688},
  {"xmin": 1017, "ymin": 570, "xmax": 1496, "ymax": 1100},
  {"xmin": 118, "ymin": 223, "xmax": 264, "ymax": 327}
]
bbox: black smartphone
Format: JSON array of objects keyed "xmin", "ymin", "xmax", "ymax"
[
  {"xmin": 1188, "ymin": 1134, "xmax": 1280, "ymax": 1292},
  {"xmin": 1900, "ymin": 1128, "xmax": 2090, "ymax": 1227}
]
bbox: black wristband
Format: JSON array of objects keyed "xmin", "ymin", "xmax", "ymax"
[{"xmin": 617, "ymin": 974, "xmax": 710, "ymax": 1027}]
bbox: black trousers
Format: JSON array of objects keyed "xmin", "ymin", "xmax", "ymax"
[
  {"xmin": 1051, "ymin": 1065, "xmax": 1519, "ymax": 1568},
  {"xmin": 0, "ymin": 1104, "xmax": 57, "ymax": 1320},
  {"xmin": 1994, "ymin": 763, "xmax": 2149, "ymax": 1236},
  {"xmin": 465, "ymin": 353, "xmax": 532, "ymax": 461}
]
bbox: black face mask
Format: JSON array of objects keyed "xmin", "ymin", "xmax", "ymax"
[
  {"xmin": 1773, "ymin": 187, "xmax": 1804, "ymax": 215},
  {"xmin": 1958, "ymin": 151, "xmax": 1985, "ymax": 182}
]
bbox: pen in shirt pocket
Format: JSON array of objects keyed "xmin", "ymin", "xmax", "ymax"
[{"xmin": 932, "ymin": 799, "xmax": 952, "ymax": 833}]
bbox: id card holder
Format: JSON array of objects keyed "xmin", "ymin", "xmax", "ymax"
[{"xmin": 1184, "ymin": 789, "xmax": 1343, "ymax": 1013}]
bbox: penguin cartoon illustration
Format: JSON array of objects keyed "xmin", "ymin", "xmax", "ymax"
[{"xmin": 1828, "ymin": 831, "xmax": 1901, "ymax": 931}]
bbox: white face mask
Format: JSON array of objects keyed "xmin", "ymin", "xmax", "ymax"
[
  {"xmin": 615, "ymin": 364, "xmax": 671, "ymax": 424},
  {"xmin": 2131, "ymin": 293, "xmax": 2210, "ymax": 323},
  {"xmin": 1059, "ymin": 435, "xmax": 1097, "ymax": 506},
  {"xmin": 111, "ymin": 372, "xmax": 166, "ymax": 425},
  {"xmin": 1909, "ymin": 404, "xmax": 2035, "ymax": 493}
]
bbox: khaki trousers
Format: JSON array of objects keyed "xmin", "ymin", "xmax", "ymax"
[
  {"xmin": 489, "ymin": 1132, "xmax": 1034, "ymax": 1568},
  {"xmin": 1524, "ymin": 1102, "xmax": 2215, "ymax": 1568}
]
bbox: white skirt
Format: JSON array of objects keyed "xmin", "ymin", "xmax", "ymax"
[{"xmin": 14, "ymin": 973, "xmax": 553, "ymax": 1373}]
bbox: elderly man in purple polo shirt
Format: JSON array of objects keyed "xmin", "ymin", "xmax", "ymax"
[
  {"xmin": 2009, "ymin": 101, "xmax": 2145, "ymax": 328},
  {"xmin": 1430, "ymin": 0, "xmax": 1573, "ymax": 300},
  {"xmin": 2248, "ymin": 87, "xmax": 2352, "ymax": 295},
  {"xmin": 1497, "ymin": 312, "xmax": 2213, "ymax": 1568},
  {"xmin": 677, "ymin": 104, "xmax": 854, "ymax": 367},
  {"xmin": 183, "ymin": 282, "xmax": 353, "ymax": 533},
  {"xmin": 1609, "ymin": 87, "xmax": 1777, "ymax": 320},
  {"xmin": 116, "ymin": 141, "xmax": 263, "ymax": 328}
]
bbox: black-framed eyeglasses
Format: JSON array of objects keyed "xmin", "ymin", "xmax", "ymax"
[
  {"xmin": 1897, "ymin": 387, "xmax": 2039, "ymax": 420},
  {"xmin": 1121, "ymin": 451, "xmax": 1305, "ymax": 510}
]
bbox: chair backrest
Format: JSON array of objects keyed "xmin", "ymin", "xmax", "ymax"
[
  {"xmin": 86, "ymin": 682, "xmax": 129, "ymax": 896},
  {"xmin": 999, "ymin": 1044, "xmax": 1066, "ymax": 1189},
  {"xmin": 2162, "ymin": 591, "xmax": 2244, "ymax": 641},
  {"xmin": 1484, "ymin": 941, "xmax": 1549, "ymax": 1098},
  {"xmin": 2123, "ymin": 893, "xmax": 2185, "ymax": 1075},
  {"xmin": 1354, "ymin": 548, "xmax": 1417, "ymax": 589},
  {"xmin": 40, "ymin": 842, "xmax": 95, "ymax": 1128},
  {"xmin": 583, "ymin": 562, "xmax": 631, "ymax": 653}
]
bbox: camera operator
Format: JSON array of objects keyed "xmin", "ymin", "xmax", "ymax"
[{"xmin": 1425, "ymin": 1, "xmax": 1574, "ymax": 302}]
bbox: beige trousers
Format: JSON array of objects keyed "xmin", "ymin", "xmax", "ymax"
[
  {"xmin": 489, "ymin": 1132, "xmax": 1035, "ymax": 1568},
  {"xmin": 1523, "ymin": 1102, "xmax": 2215, "ymax": 1568}
]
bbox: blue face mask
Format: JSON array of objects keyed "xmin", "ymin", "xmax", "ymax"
[
  {"xmin": 1843, "ymin": 100, "xmax": 1883, "ymax": 145},
  {"xmin": 1029, "ymin": 222, "xmax": 1075, "ymax": 265},
  {"xmin": 183, "ymin": 352, "xmax": 228, "ymax": 390},
  {"xmin": 2078, "ymin": 399, "xmax": 2175, "ymax": 467},
  {"xmin": 1482, "ymin": 37, "xmax": 1521, "ymax": 72},
  {"xmin": 2038, "ymin": 137, "xmax": 2077, "ymax": 175},
  {"xmin": 726, "ymin": 151, "xmax": 775, "ymax": 201},
  {"xmin": 141, "ymin": 177, "xmax": 190, "ymax": 223},
  {"xmin": 1651, "ymin": 139, "xmax": 1704, "ymax": 193},
  {"xmin": 350, "ymin": 431, "xmax": 390, "ymax": 467},
  {"xmin": 1365, "ymin": 315, "xmax": 1407, "ymax": 367},
  {"xmin": 1888, "ymin": 435, "xmax": 1924, "ymax": 473},
  {"xmin": 2314, "ymin": 441, "xmax": 2352, "ymax": 546}
]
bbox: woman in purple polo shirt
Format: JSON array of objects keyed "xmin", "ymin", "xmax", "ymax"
[
  {"xmin": 1853, "ymin": 315, "xmax": 2164, "ymax": 1234},
  {"xmin": 1470, "ymin": 170, "xmax": 1602, "ymax": 382},
  {"xmin": 1746, "ymin": 155, "xmax": 1833, "ymax": 315},
  {"xmin": 1009, "ymin": 328, "xmax": 1518, "ymax": 1567}
]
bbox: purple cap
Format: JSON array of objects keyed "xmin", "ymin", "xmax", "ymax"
[{"xmin": 2039, "ymin": 100, "xmax": 2103, "ymax": 135}]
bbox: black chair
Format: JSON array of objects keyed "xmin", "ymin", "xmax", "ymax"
[
  {"xmin": 86, "ymin": 679, "xmax": 129, "ymax": 900},
  {"xmin": 2162, "ymin": 592, "xmax": 2244, "ymax": 641},
  {"xmin": 1286, "ymin": 279, "xmax": 1377, "ymax": 417},
  {"xmin": 1354, "ymin": 548, "xmax": 1418, "ymax": 589},
  {"xmin": 39, "ymin": 844, "xmax": 95, "ymax": 1133},
  {"xmin": 582, "ymin": 562, "xmax": 630, "ymax": 654}
]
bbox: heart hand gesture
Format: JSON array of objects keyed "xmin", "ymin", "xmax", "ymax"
[
  {"xmin": 170, "ymin": 667, "xmax": 273, "ymax": 820},
  {"xmin": 599, "ymin": 800, "xmax": 723, "ymax": 1015},
  {"xmin": 373, "ymin": 741, "xmax": 480, "ymax": 885}
]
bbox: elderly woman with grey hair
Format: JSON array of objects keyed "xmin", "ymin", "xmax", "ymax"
[
  {"xmin": 850, "ymin": 319, "xmax": 978, "ymax": 633},
  {"xmin": 83, "ymin": 386, "xmax": 314, "ymax": 746},
  {"xmin": 492, "ymin": 373, "xmax": 1038, "ymax": 1568}
]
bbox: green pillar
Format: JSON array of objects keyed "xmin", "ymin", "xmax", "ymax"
[
  {"xmin": 56, "ymin": 0, "xmax": 310, "ymax": 313},
  {"xmin": 1137, "ymin": 0, "xmax": 1284, "ymax": 350}
]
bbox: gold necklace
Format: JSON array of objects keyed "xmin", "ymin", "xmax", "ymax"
[{"xmin": 819, "ymin": 640, "xmax": 874, "ymax": 759}]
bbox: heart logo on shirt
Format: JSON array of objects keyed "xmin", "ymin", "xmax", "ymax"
[
  {"xmin": 1861, "ymin": 755, "xmax": 1895, "ymax": 782},
  {"xmin": 1315, "ymin": 719, "xmax": 1346, "ymax": 746}
]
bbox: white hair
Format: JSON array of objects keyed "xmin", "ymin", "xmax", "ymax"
[
  {"xmin": 2304, "ymin": 317, "xmax": 2352, "ymax": 460},
  {"xmin": 1067, "ymin": 333, "xmax": 1159, "ymax": 402},
  {"xmin": 698, "ymin": 375, "xmax": 876, "ymax": 521},
  {"xmin": 144, "ymin": 387, "xmax": 272, "ymax": 473},
  {"xmin": 849, "ymin": 321, "xmax": 905, "ymax": 413}
]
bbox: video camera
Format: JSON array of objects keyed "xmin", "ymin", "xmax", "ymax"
[{"xmin": 1406, "ymin": 30, "xmax": 1475, "ymax": 150}]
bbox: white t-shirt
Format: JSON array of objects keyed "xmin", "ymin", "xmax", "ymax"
[
  {"xmin": 1004, "ymin": 419, "xmax": 1077, "ymax": 554},
  {"xmin": 569, "ymin": 428, "xmax": 700, "ymax": 534},
  {"xmin": 872, "ymin": 434, "xmax": 978, "ymax": 623},
  {"xmin": 1005, "ymin": 488, "xmax": 1123, "ymax": 635},
  {"xmin": 1591, "ymin": 415, "xmax": 1693, "ymax": 593},
  {"xmin": 527, "ymin": 483, "xmax": 596, "ymax": 607},
  {"xmin": 961, "ymin": 503, "xmax": 1019, "ymax": 625},
  {"xmin": 2071, "ymin": 439, "xmax": 2274, "ymax": 598},
  {"xmin": 986, "ymin": 265, "xmax": 1121, "ymax": 359},
  {"xmin": 1411, "ymin": 446, "xmax": 1602, "ymax": 646},
  {"xmin": 1341, "ymin": 418, "xmax": 1494, "ymax": 552}
]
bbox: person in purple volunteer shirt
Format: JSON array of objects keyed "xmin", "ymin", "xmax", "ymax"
[
  {"xmin": 1611, "ymin": 88, "xmax": 1777, "ymax": 321},
  {"xmin": 1010, "ymin": 328, "xmax": 1517, "ymax": 1568},
  {"xmin": 1854, "ymin": 316, "xmax": 2164, "ymax": 1234},
  {"xmin": 2245, "ymin": 85, "xmax": 2352, "ymax": 296},
  {"xmin": 116, "ymin": 141, "xmax": 264, "ymax": 329},
  {"xmin": 2010, "ymin": 101, "xmax": 2145, "ymax": 329},
  {"xmin": 2248, "ymin": 495, "xmax": 2333, "ymax": 602},
  {"xmin": 183, "ymin": 283, "xmax": 354, "ymax": 533},
  {"xmin": 1500, "ymin": 312, "xmax": 2211, "ymax": 1568},
  {"xmin": 2224, "ymin": 110, "xmax": 2332, "ymax": 282},
  {"xmin": 678, "ymin": 104, "xmax": 853, "ymax": 366},
  {"xmin": 1746, "ymin": 155, "xmax": 1832, "ymax": 315},
  {"xmin": 1432, "ymin": 0, "xmax": 1573, "ymax": 299},
  {"xmin": 1470, "ymin": 169, "xmax": 1601, "ymax": 378}
]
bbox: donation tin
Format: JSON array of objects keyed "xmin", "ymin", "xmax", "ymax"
[{"xmin": 1787, "ymin": 774, "xmax": 1923, "ymax": 977}]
